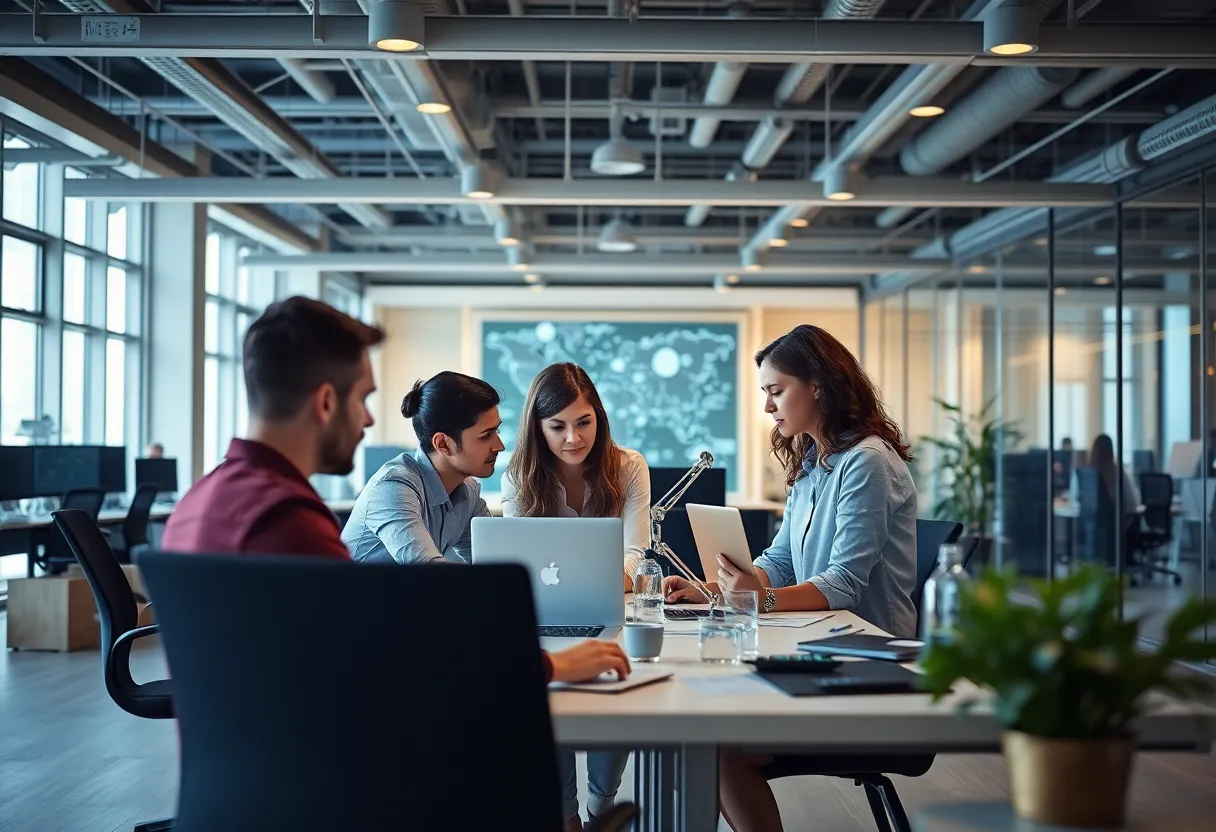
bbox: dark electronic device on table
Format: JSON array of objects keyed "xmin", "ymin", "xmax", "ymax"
[
  {"xmin": 746, "ymin": 654, "xmax": 843, "ymax": 673},
  {"xmin": 756, "ymin": 661, "xmax": 921, "ymax": 696}
]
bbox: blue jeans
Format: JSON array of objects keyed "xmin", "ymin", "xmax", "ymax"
[{"xmin": 559, "ymin": 749, "xmax": 631, "ymax": 819}]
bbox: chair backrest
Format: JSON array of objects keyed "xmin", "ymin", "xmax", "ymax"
[
  {"xmin": 50, "ymin": 510, "xmax": 143, "ymax": 706},
  {"xmin": 62, "ymin": 487, "xmax": 106, "ymax": 518},
  {"xmin": 122, "ymin": 484, "xmax": 159, "ymax": 547},
  {"xmin": 1133, "ymin": 450, "xmax": 1158, "ymax": 478},
  {"xmin": 1075, "ymin": 467, "xmax": 1127, "ymax": 565},
  {"xmin": 1139, "ymin": 472, "xmax": 1173, "ymax": 508},
  {"xmin": 912, "ymin": 518, "xmax": 963, "ymax": 615},
  {"xmin": 137, "ymin": 552, "xmax": 563, "ymax": 832}
]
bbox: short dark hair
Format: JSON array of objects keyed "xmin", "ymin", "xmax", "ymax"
[
  {"xmin": 401, "ymin": 371, "xmax": 500, "ymax": 453},
  {"xmin": 243, "ymin": 296, "xmax": 384, "ymax": 421}
]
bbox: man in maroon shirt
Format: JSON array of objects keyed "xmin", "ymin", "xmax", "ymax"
[{"xmin": 161, "ymin": 296, "xmax": 628, "ymax": 695}]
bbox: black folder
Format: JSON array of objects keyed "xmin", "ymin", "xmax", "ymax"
[
  {"xmin": 756, "ymin": 661, "xmax": 921, "ymax": 696},
  {"xmin": 796, "ymin": 633, "xmax": 924, "ymax": 662}
]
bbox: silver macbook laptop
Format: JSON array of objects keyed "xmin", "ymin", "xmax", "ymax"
[{"xmin": 471, "ymin": 516, "xmax": 625, "ymax": 646}]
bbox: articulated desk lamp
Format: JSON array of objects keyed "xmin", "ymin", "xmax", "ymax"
[{"xmin": 643, "ymin": 450, "xmax": 720, "ymax": 607}]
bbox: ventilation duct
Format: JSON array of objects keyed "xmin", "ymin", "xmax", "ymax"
[
  {"xmin": 899, "ymin": 67, "xmax": 1079, "ymax": 176},
  {"xmin": 688, "ymin": 3, "xmax": 752, "ymax": 149},
  {"xmin": 686, "ymin": 0, "xmax": 887, "ymax": 227},
  {"xmin": 1062, "ymin": 68, "xmax": 1137, "ymax": 109}
]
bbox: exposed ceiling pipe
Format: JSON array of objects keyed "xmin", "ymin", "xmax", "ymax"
[
  {"xmin": 276, "ymin": 57, "xmax": 337, "ymax": 104},
  {"xmin": 746, "ymin": 0, "xmax": 1062, "ymax": 253},
  {"xmin": 506, "ymin": 0, "xmax": 548, "ymax": 141},
  {"xmin": 687, "ymin": 2, "xmax": 751, "ymax": 149},
  {"xmin": 1062, "ymin": 67, "xmax": 1138, "ymax": 109},
  {"xmin": 685, "ymin": 0, "xmax": 887, "ymax": 228},
  {"xmin": 899, "ymin": 66, "xmax": 1079, "ymax": 176},
  {"xmin": 59, "ymin": 0, "xmax": 390, "ymax": 230},
  {"xmin": 874, "ymin": 91, "xmax": 1216, "ymax": 292}
]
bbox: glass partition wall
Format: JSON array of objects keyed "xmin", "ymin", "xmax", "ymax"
[{"xmin": 862, "ymin": 163, "xmax": 1214, "ymax": 657}]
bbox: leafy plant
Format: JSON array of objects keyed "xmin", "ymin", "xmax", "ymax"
[
  {"xmin": 918, "ymin": 567, "xmax": 1216, "ymax": 739},
  {"xmin": 921, "ymin": 398, "xmax": 1022, "ymax": 537}
]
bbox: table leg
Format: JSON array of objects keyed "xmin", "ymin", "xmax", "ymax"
[{"xmin": 678, "ymin": 744, "xmax": 718, "ymax": 832}]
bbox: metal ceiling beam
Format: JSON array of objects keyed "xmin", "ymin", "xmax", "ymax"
[
  {"xmin": 0, "ymin": 57, "xmax": 319, "ymax": 252},
  {"xmin": 63, "ymin": 175, "xmax": 1117, "ymax": 208},
  {"xmin": 1, "ymin": 15, "xmax": 1213, "ymax": 66}
]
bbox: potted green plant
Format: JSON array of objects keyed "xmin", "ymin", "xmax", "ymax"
[
  {"xmin": 918, "ymin": 566, "xmax": 1216, "ymax": 828},
  {"xmin": 921, "ymin": 398, "xmax": 1022, "ymax": 564}
]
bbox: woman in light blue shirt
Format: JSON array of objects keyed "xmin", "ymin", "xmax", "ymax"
[{"xmin": 664, "ymin": 324, "xmax": 918, "ymax": 832}]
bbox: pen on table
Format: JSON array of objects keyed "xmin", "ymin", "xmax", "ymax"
[{"xmin": 828, "ymin": 623, "xmax": 854, "ymax": 634}]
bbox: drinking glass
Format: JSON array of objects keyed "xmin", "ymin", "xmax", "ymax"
[
  {"xmin": 699, "ymin": 608, "xmax": 744, "ymax": 664},
  {"xmin": 722, "ymin": 589, "xmax": 759, "ymax": 659}
]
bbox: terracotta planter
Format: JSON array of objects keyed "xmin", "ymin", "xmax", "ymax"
[{"xmin": 1002, "ymin": 731, "xmax": 1135, "ymax": 828}]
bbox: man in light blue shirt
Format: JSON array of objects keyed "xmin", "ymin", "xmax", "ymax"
[{"xmin": 342, "ymin": 372, "xmax": 505, "ymax": 565}]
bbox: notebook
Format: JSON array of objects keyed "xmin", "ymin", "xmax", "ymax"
[
  {"xmin": 756, "ymin": 661, "xmax": 920, "ymax": 697},
  {"xmin": 796, "ymin": 634, "xmax": 924, "ymax": 662}
]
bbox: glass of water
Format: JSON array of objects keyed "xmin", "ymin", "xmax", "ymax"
[
  {"xmin": 722, "ymin": 589, "xmax": 759, "ymax": 660},
  {"xmin": 699, "ymin": 608, "xmax": 745, "ymax": 665}
]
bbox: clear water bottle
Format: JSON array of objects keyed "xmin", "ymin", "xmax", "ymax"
[
  {"xmin": 920, "ymin": 543, "xmax": 969, "ymax": 646},
  {"xmin": 633, "ymin": 555, "xmax": 665, "ymax": 624}
]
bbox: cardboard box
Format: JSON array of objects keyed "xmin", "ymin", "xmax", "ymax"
[{"xmin": 6, "ymin": 565, "xmax": 152, "ymax": 652}]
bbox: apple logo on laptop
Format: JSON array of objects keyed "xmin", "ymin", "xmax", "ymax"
[{"xmin": 540, "ymin": 562, "xmax": 561, "ymax": 586}]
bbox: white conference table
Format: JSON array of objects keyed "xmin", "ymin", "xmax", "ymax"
[{"xmin": 550, "ymin": 604, "xmax": 1216, "ymax": 832}]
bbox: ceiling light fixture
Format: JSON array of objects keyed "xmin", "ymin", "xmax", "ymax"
[
  {"xmin": 909, "ymin": 104, "xmax": 946, "ymax": 118},
  {"xmin": 460, "ymin": 164, "xmax": 495, "ymax": 200},
  {"xmin": 725, "ymin": 274, "xmax": 740, "ymax": 285},
  {"xmin": 1054, "ymin": 286, "xmax": 1067, "ymax": 296},
  {"xmin": 1094, "ymin": 276, "xmax": 1112, "ymax": 286},
  {"xmin": 789, "ymin": 217, "xmax": 810, "ymax": 229},
  {"xmin": 769, "ymin": 237, "xmax": 789, "ymax": 248},
  {"xmin": 507, "ymin": 246, "xmax": 531, "ymax": 272},
  {"xmin": 416, "ymin": 102, "xmax": 452, "ymax": 115},
  {"xmin": 590, "ymin": 138, "xmax": 645, "ymax": 176},
  {"xmin": 368, "ymin": 0, "xmax": 425, "ymax": 52},
  {"xmin": 523, "ymin": 272, "xmax": 541, "ymax": 284},
  {"xmin": 983, "ymin": 2, "xmax": 1040, "ymax": 56},
  {"xmin": 823, "ymin": 166, "xmax": 857, "ymax": 201},
  {"xmin": 966, "ymin": 264, "xmax": 987, "ymax": 274},
  {"xmin": 597, "ymin": 218, "xmax": 638, "ymax": 253},
  {"xmin": 741, "ymin": 249, "xmax": 762, "ymax": 272},
  {"xmin": 1093, "ymin": 244, "xmax": 1117, "ymax": 256},
  {"xmin": 713, "ymin": 275, "xmax": 730, "ymax": 294},
  {"xmin": 495, "ymin": 217, "xmax": 522, "ymax": 247}
]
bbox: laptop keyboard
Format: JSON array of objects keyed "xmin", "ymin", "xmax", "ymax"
[{"xmin": 538, "ymin": 625, "xmax": 605, "ymax": 638}]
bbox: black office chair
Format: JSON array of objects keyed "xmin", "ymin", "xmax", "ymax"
[
  {"xmin": 1130, "ymin": 472, "xmax": 1182, "ymax": 586},
  {"xmin": 106, "ymin": 484, "xmax": 159, "ymax": 565},
  {"xmin": 136, "ymin": 552, "xmax": 637, "ymax": 832},
  {"xmin": 763, "ymin": 518, "xmax": 964, "ymax": 832},
  {"xmin": 51, "ymin": 510, "xmax": 174, "ymax": 832},
  {"xmin": 33, "ymin": 487, "xmax": 107, "ymax": 573}
]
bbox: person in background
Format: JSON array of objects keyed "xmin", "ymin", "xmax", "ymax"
[
  {"xmin": 663, "ymin": 324, "xmax": 918, "ymax": 832},
  {"xmin": 146, "ymin": 442, "xmax": 165, "ymax": 459},
  {"xmin": 1074, "ymin": 433, "xmax": 1140, "ymax": 516},
  {"xmin": 502, "ymin": 362, "xmax": 651, "ymax": 590},
  {"xmin": 162, "ymin": 303, "xmax": 630, "ymax": 691},
  {"xmin": 341, "ymin": 371, "xmax": 503, "ymax": 565},
  {"xmin": 500, "ymin": 362, "xmax": 648, "ymax": 829}
]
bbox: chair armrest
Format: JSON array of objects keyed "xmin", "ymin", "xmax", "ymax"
[
  {"xmin": 584, "ymin": 803, "xmax": 638, "ymax": 832},
  {"xmin": 106, "ymin": 625, "xmax": 162, "ymax": 684},
  {"xmin": 113, "ymin": 624, "xmax": 160, "ymax": 650}
]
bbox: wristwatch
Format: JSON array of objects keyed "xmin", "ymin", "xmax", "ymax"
[{"xmin": 763, "ymin": 588, "xmax": 777, "ymax": 614}]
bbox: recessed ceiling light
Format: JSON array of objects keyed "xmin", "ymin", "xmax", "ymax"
[
  {"xmin": 523, "ymin": 273, "xmax": 541, "ymax": 284},
  {"xmin": 789, "ymin": 217, "xmax": 809, "ymax": 228},
  {"xmin": 725, "ymin": 274, "xmax": 740, "ymax": 285},
  {"xmin": 368, "ymin": 0, "xmax": 425, "ymax": 52},
  {"xmin": 1094, "ymin": 276, "xmax": 1111, "ymax": 286},
  {"xmin": 1034, "ymin": 237, "xmax": 1048, "ymax": 246},
  {"xmin": 967, "ymin": 264, "xmax": 986, "ymax": 274},
  {"xmin": 416, "ymin": 102, "xmax": 452, "ymax": 115},
  {"xmin": 1054, "ymin": 286, "xmax": 1067, "ymax": 296},
  {"xmin": 909, "ymin": 104, "xmax": 946, "ymax": 118},
  {"xmin": 769, "ymin": 237, "xmax": 789, "ymax": 248},
  {"xmin": 989, "ymin": 42, "xmax": 1036, "ymax": 55}
]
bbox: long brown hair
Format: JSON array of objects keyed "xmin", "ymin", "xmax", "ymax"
[
  {"xmin": 756, "ymin": 325, "xmax": 913, "ymax": 486},
  {"xmin": 1089, "ymin": 434, "xmax": 1119, "ymax": 494},
  {"xmin": 506, "ymin": 363, "xmax": 625, "ymax": 517}
]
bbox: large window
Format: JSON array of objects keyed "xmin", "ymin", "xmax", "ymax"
[{"xmin": 203, "ymin": 230, "xmax": 275, "ymax": 472}]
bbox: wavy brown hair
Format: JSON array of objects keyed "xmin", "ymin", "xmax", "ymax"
[
  {"xmin": 506, "ymin": 363, "xmax": 625, "ymax": 518},
  {"xmin": 757, "ymin": 325, "xmax": 913, "ymax": 486}
]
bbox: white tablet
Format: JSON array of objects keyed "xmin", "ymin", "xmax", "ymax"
[{"xmin": 685, "ymin": 503, "xmax": 755, "ymax": 581}]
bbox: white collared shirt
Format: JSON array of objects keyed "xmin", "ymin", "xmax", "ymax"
[{"xmin": 501, "ymin": 447, "xmax": 652, "ymax": 578}]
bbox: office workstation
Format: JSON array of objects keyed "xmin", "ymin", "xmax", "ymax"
[{"xmin": 5, "ymin": 2, "xmax": 1216, "ymax": 831}]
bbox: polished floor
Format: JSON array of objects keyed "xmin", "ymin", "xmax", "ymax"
[{"xmin": 4, "ymin": 613, "xmax": 1216, "ymax": 832}]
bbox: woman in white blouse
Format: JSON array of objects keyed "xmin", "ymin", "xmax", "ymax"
[
  {"xmin": 501, "ymin": 361, "xmax": 649, "ymax": 831},
  {"xmin": 501, "ymin": 361, "xmax": 651, "ymax": 589}
]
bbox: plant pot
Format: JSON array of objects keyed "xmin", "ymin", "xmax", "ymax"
[{"xmin": 1002, "ymin": 731, "xmax": 1135, "ymax": 828}]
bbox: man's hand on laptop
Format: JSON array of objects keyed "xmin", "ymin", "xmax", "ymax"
[{"xmin": 549, "ymin": 641, "xmax": 631, "ymax": 683}]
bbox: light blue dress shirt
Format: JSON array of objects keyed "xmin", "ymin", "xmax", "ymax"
[
  {"xmin": 752, "ymin": 435, "xmax": 918, "ymax": 638},
  {"xmin": 341, "ymin": 448, "xmax": 490, "ymax": 565}
]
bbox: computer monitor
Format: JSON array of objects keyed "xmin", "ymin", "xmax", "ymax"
[
  {"xmin": 136, "ymin": 457, "xmax": 179, "ymax": 496},
  {"xmin": 649, "ymin": 466, "xmax": 727, "ymax": 507},
  {"xmin": 99, "ymin": 446, "xmax": 127, "ymax": 493},
  {"xmin": 33, "ymin": 445, "xmax": 101, "ymax": 497},
  {"xmin": 0, "ymin": 446, "xmax": 36, "ymax": 502}
]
